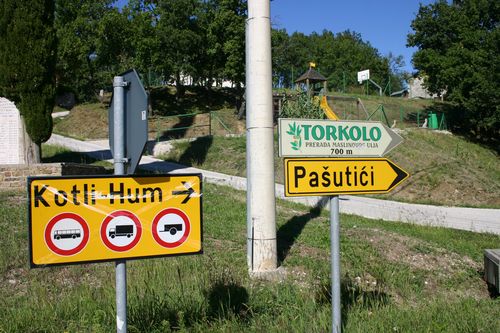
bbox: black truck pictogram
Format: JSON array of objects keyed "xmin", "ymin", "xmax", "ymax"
[
  {"xmin": 160, "ymin": 223, "xmax": 183, "ymax": 235},
  {"xmin": 109, "ymin": 225, "xmax": 134, "ymax": 238}
]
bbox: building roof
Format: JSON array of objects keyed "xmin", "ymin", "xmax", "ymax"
[{"xmin": 295, "ymin": 68, "xmax": 327, "ymax": 83}]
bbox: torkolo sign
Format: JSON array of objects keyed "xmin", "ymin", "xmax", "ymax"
[{"xmin": 279, "ymin": 118, "xmax": 403, "ymax": 157}]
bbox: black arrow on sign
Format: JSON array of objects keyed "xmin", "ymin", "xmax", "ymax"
[{"xmin": 172, "ymin": 182, "xmax": 195, "ymax": 204}]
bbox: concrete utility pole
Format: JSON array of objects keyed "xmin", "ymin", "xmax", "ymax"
[{"xmin": 245, "ymin": 0, "xmax": 277, "ymax": 272}]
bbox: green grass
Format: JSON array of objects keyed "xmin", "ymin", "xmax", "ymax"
[
  {"xmin": 1, "ymin": 184, "xmax": 498, "ymax": 332},
  {"xmin": 52, "ymin": 103, "xmax": 110, "ymax": 140}
]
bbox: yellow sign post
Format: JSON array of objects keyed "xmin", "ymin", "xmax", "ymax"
[
  {"xmin": 284, "ymin": 158, "xmax": 408, "ymax": 196},
  {"xmin": 28, "ymin": 174, "xmax": 202, "ymax": 267}
]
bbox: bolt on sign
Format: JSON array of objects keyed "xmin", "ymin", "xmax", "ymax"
[
  {"xmin": 28, "ymin": 174, "xmax": 202, "ymax": 267},
  {"xmin": 279, "ymin": 118, "xmax": 403, "ymax": 157},
  {"xmin": 284, "ymin": 158, "xmax": 409, "ymax": 196}
]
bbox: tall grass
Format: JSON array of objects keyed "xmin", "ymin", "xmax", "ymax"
[{"xmin": 1, "ymin": 183, "xmax": 498, "ymax": 332}]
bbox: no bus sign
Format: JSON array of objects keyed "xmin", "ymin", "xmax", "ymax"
[{"xmin": 28, "ymin": 174, "xmax": 202, "ymax": 267}]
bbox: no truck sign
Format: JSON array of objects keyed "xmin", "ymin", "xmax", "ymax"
[{"xmin": 28, "ymin": 174, "xmax": 202, "ymax": 267}]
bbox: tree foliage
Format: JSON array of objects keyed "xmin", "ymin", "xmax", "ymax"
[
  {"xmin": 271, "ymin": 29, "xmax": 406, "ymax": 94},
  {"xmin": 5, "ymin": 0, "xmax": 410, "ymax": 112},
  {"xmin": 408, "ymin": 0, "xmax": 500, "ymax": 142},
  {"xmin": 55, "ymin": 0, "xmax": 116, "ymax": 101},
  {"xmin": 0, "ymin": 0, "xmax": 56, "ymax": 147}
]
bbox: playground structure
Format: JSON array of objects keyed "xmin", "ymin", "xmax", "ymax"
[
  {"xmin": 318, "ymin": 94, "xmax": 447, "ymax": 130},
  {"xmin": 319, "ymin": 95, "xmax": 340, "ymax": 120}
]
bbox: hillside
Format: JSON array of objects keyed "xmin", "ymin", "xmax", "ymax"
[{"xmin": 51, "ymin": 90, "xmax": 500, "ymax": 208}]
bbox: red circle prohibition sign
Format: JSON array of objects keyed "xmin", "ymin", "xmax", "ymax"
[
  {"xmin": 100, "ymin": 210, "xmax": 142, "ymax": 252},
  {"xmin": 44, "ymin": 213, "xmax": 90, "ymax": 256},
  {"xmin": 152, "ymin": 208, "xmax": 190, "ymax": 248}
]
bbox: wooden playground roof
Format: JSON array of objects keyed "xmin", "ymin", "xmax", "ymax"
[{"xmin": 295, "ymin": 68, "xmax": 327, "ymax": 83}]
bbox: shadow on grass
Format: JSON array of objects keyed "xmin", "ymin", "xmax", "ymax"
[
  {"xmin": 42, "ymin": 150, "xmax": 113, "ymax": 174},
  {"xmin": 315, "ymin": 276, "xmax": 391, "ymax": 328},
  {"xmin": 277, "ymin": 197, "xmax": 329, "ymax": 265},
  {"xmin": 207, "ymin": 280, "xmax": 250, "ymax": 320},
  {"xmin": 159, "ymin": 114, "xmax": 195, "ymax": 140},
  {"xmin": 145, "ymin": 136, "xmax": 213, "ymax": 174},
  {"xmin": 128, "ymin": 291, "xmax": 202, "ymax": 332},
  {"xmin": 128, "ymin": 270, "xmax": 250, "ymax": 332},
  {"xmin": 162, "ymin": 136, "xmax": 214, "ymax": 167},
  {"xmin": 151, "ymin": 86, "xmax": 237, "ymax": 117}
]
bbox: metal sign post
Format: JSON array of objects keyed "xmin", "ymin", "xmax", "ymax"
[
  {"xmin": 330, "ymin": 195, "xmax": 341, "ymax": 333},
  {"xmin": 279, "ymin": 118, "xmax": 409, "ymax": 332},
  {"xmin": 109, "ymin": 69, "xmax": 148, "ymax": 332},
  {"xmin": 113, "ymin": 75, "xmax": 127, "ymax": 333},
  {"xmin": 109, "ymin": 69, "xmax": 148, "ymax": 175}
]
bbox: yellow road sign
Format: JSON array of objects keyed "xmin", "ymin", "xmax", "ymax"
[
  {"xmin": 284, "ymin": 158, "xmax": 409, "ymax": 197},
  {"xmin": 28, "ymin": 174, "xmax": 202, "ymax": 267}
]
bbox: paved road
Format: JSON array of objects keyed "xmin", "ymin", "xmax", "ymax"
[{"xmin": 47, "ymin": 134, "xmax": 500, "ymax": 235}]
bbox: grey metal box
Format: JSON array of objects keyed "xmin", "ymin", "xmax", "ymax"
[{"xmin": 484, "ymin": 249, "xmax": 500, "ymax": 294}]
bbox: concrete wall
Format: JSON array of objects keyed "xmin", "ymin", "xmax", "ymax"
[
  {"xmin": 0, "ymin": 163, "xmax": 106, "ymax": 191},
  {"xmin": 408, "ymin": 77, "xmax": 444, "ymax": 99}
]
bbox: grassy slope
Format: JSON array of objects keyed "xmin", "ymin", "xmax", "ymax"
[
  {"xmin": 1, "ymin": 186, "xmax": 499, "ymax": 332},
  {"xmin": 52, "ymin": 89, "xmax": 498, "ymax": 208},
  {"xmin": 52, "ymin": 87, "xmax": 243, "ymax": 141},
  {"xmin": 161, "ymin": 128, "xmax": 500, "ymax": 208}
]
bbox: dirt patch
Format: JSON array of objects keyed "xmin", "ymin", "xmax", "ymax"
[
  {"xmin": 293, "ymin": 244, "xmax": 329, "ymax": 261},
  {"xmin": 1, "ymin": 267, "xmax": 29, "ymax": 297},
  {"xmin": 348, "ymin": 227, "xmax": 480, "ymax": 273},
  {"xmin": 346, "ymin": 227, "xmax": 490, "ymax": 300}
]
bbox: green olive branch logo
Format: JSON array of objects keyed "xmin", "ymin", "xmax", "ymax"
[{"xmin": 286, "ymin": 122, "xmax": 302, "ymax": 150}]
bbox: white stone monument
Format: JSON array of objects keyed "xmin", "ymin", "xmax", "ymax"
[{"xmin": 0, "ymin": 97, "xmax": 25, "ymax": 164}]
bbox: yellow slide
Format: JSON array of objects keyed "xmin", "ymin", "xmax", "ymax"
[{"xmin": 320, "ymin": 95, "xmax": 340, "ymax": 120}]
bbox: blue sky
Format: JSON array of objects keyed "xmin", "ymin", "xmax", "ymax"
[{"xmin": 270, "ymin": 0, "xmax": 437, "ymax": 73}]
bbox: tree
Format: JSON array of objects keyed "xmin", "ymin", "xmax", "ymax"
[
  {"xmin": 270, "ymin": 29, "xmax": 403, "ymax": 94},
  {"xmin": 0, "ymin": 0, "xmax": 57, "ymax": 163},
  {"xmin": 271, "ymin": 28, "xmax": 291, "ymax": 87},
  {"xmin": 408, "ymin": 0, "xmax": 500, "ymax": 143},
  {"xmin": 55, "ymin": 0, "xmax": 115, "ymax": 101},
  {"xmin": 217, "ymin": 0, "xmax": 246, "ymax": 88},
  {"xmin": 122, "ymin": 1, "xmax": 161, "ymax": 88},
  {"xmin": 156, "ymin": 0, "xmax": 202, "ymax": 97},
  {"xmin": 385, "ymin": 52, "xmax": 408, "ymax": 94}
]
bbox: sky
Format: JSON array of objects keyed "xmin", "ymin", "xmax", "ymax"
[{"xmin": 269, "ymin": 0, "xmax": 437, "ymax": 73}]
